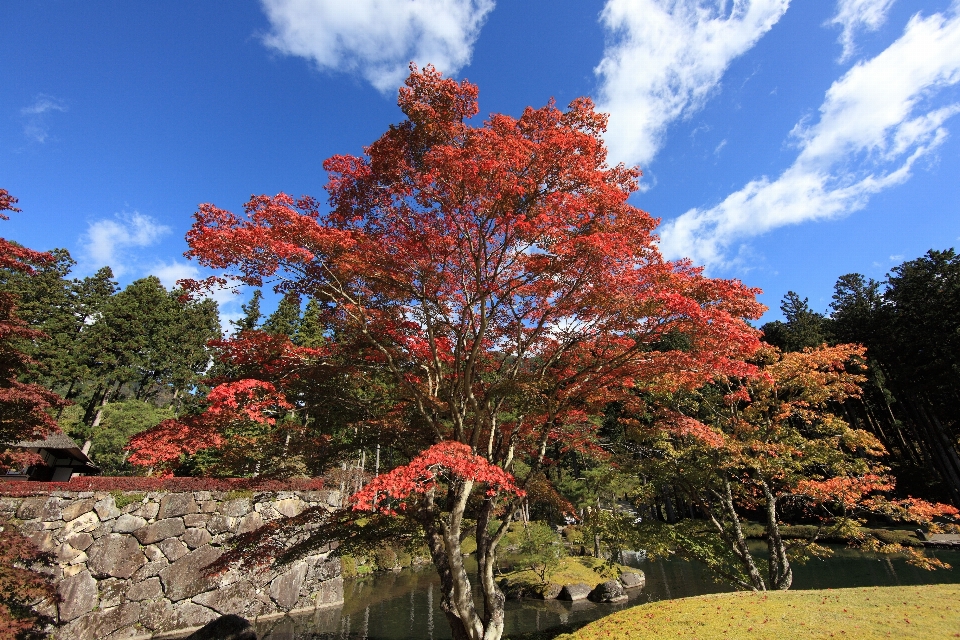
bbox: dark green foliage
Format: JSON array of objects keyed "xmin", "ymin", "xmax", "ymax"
[
  {"xmin": 293, "ymin": 299, "xmax": 325, "ymax": 347},
  {"xmin": 262, "ymin": 295, "xmax": 301, "ymax": 337},
  {"xmin": 0, "ymin": 520, "xmax": 55, "ymax": 640},
  {"xmin": 231, "ymin": 289, "xmax": 262, "ymax": 333},
  {"xmin": 62, "ymin": 400, "xmax": 175, "ymax": 475},
  {"xmin": 0, "ymin": 251, "xmax": 222, "ymax": 476},
  {"xmin": 761, "ymin": 291, "xmax": 831, "ymax": 352}
]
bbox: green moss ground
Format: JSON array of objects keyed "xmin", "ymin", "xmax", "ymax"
[
  {"xmin": 500, "ymin": 556, "xmax": 633, "ymax": 597},
  {"xmin": 551, "ymin": 584, "xmax": 960, "ymax": 639}
]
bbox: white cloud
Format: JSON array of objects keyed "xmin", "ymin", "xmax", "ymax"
[
  {"xmin": 152, "ymin": 260, "xmax": 242, "ymax": 332},
  {"xmin": 259, "ymin": 0, "xmax": 495, "ymax": 94},
  {"xmin": 595, "ymin": 0, "xmax": 790, "ymax": 169},
  {"xmin": 81, "ymin": 213, "xmax": 170, "ymax": 276},
  {"xmin": 659, "ymin": 7, "xmax": 960, "ymax": 268},
  {"xmin": 828, "ymin": 0, "xmax": 897, "ymax": 62},
  {"xmin": 152, "ymin": 261, "xmax": 241, "ymax": 306},
  {"xmin": 20, "ymin": 94, "xmax": 67, "ymax": 143},
  {"xmin": 151, "ymin": 261, "xmax": 201, "ymax": 290}
]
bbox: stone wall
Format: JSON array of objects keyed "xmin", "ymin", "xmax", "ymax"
[{"xmin": 0, "ymin": 489, "xmax": 344, "ymax": 640}]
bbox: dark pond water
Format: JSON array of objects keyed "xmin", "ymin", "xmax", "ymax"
[{"xmin": 254, "ymin": 545, "xmax": 960, "ymax": 640}]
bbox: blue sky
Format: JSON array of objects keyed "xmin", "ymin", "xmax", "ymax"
[{"xmin": 2, "ymin": 0, "xmax": 959, "ymax": 327}]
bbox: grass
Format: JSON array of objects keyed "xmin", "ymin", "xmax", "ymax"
[{"xmin": 551, "ymin": 584, "xmax": 960, "ymax": 639}]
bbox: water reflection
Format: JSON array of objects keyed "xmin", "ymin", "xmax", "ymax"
[{"xmin": 255, "ymin": 545, "xmax": 960, "ymax": 640}]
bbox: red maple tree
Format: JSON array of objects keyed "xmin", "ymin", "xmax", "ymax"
[
  {"xmin": 0, "ymin": 190, "xmax": 67, "ymax": 473},
  {"xmin": 178, "ymin": 66, "xmax": 765, "ymax": 640}
]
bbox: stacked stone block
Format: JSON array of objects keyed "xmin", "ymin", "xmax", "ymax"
[{"xmin": 0, "ymin": 490, "xmax": 344, "ymax": 639}]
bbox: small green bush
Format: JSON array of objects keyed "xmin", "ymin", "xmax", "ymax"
[
  {"xmin": 461, "ymin": 535, "xmax": 477, "ymax": 555},
  {"xmin": 869, "ymin": 528, "xmax": 923, "ymax": 547},
  {"xmin": 340, "ymin": 555, "xmax": 358, "ymax": 577},
  {"xmin": 373, "ymin": 546, "xmax": 398, "ymax": 571},
  {"xmin": 563, "ymin": 525, "xmax": 585, "ymax": 544},
  {"xmin": 110, "ymin": 490, "xmax": 145, "ymax": 509}
]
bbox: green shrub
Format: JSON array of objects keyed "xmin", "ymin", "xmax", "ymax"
[
  {"xmin": 563, "ymin": 525, "xmax": 585, "ymax": 544},
  {"xmin": 110, "ymin": 490, "xmax": 145, "ymax": 509},
  {"xmin": 373, "ymin": 546, "xmax": 398, "ymax": 571},
  {"xmin": 869, "ymin": 528, "xmax": 923, "ymax": 547},
  {"xmin": 340, "ymin": 555, "xmax": 358, "ymax": 577}
]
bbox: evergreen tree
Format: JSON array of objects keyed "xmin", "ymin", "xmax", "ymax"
[
  {"xmin": 231, "ymin": 289, "xmax": 262, "ymax": 333},
  {"xmin": 293, "ymin": 299, "xmax": 325, "ymax": 347},
  {"xmin": 760, "ymin": 291, "xmax": 830, "ymax": 352},
  {"xmin": 262, "ymin": 295, "xmax": 300, "ymax": 337}
]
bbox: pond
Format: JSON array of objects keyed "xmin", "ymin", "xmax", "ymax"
[{"xmin": 253, "ymin": 545, "xmax": 960, "ymax": 640}]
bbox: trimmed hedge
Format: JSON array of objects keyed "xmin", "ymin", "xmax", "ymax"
[{"xmin": 0, "ymin": 476, "xmax": 324, "ymax": 496}]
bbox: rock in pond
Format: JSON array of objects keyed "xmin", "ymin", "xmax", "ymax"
[
  {"xmin": 558, "ymin": 583, "xmax": 593, "ymax": 601},
  {"xmin": 588, "ymin": 579, "xmax": 628, "ymax": 603},
  {"xmin": 619, "ymin": 571, "xmax": 645, "ymax": 589},
  {"xmin": 534, "ymin": 583, "xmax": 563, "ymax": 599},
  {"xmin": 183, "ymin": 614, "xmax": 257, "ymax": 640}
]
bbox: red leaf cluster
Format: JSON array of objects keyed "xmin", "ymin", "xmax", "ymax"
[
  {"xmin": 0, "ymin": 518, "xmax": 55, "ymax": 640},
  {"xmin": 206, "ymin": 379, "xmax": 292, "ymax": 425},
  {"xmin": 179, "ymin": 67, "xmax": 766, "ymax": 484},
  {"xmin": 125, "ymin": 417, "xmax": 224, "ymax": 471},
  {"xmin": 795, "ymin": 474, "xmax": 895, "ymax": 509},
  {"xmin": 351, "ymin": 442, "xmax": 524, "ymax": 513}
]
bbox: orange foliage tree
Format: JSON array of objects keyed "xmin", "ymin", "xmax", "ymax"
[
  {"xmin": 175, "ymin": 66, "xmax": 765, "ymax": 640},
  {"xmin": 631, "ymin": 343, "xmax": 958, "ymax": 591}
]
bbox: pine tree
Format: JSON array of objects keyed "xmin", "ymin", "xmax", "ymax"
[
  {"xmin": 262, "ymin": 295, "xmax": 300, "ymax": 337},
  {"xmin": 231, "ymin": 289, "xmax": 262, "ymax": 333}
]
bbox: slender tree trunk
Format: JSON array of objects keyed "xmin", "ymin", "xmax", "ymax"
[
  {"xmin": 476, "ymin": 498, "xmax": 511, "ymax": 640},
  {"xmin": 760, "ymin": 480, "xmax": 792, "ymax": 590},
  {"xmin": 56, "ymin": 379, "xmax": 77, "ymax": 420},
  {"xmin": 924, "ymin": 402, "xmax": 960, "ymax": 500},
  {"xmin": 720, "ymin": 477, "xmax": 765, "ymax": 591},
  {"xmin": 82, "ymin": 384, "xmax": 105, "ymax": 425},
  {"xmin": 90, "ymin": 380, "xmax": 120, "ymax": 428},
  {"xmin": 663, "ymin": 486, "xmax": 677, "ymax": 523},
  {"xmin": 907, "ymin": 398, "xmax": 960, "ymax": 504}
]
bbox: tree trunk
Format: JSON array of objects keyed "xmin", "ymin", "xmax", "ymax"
[
  {"xmin": 760, "ymin": 480, "xmax": 792, "ymax": 590},
  {"xmin": 720, "ymin": 477, "xmax": 765, "ymax": 591},
  {"xmin": 422, "ymin": 480, "xmax": 492, "ymax": 640},
  {"xmin": 90, "ymin": 380, "xmax": 120, "ymax": 428}
]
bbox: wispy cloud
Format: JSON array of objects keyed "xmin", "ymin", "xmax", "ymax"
[
  {"xmin": 20, "ymin": 94, "xmax": 67, "ymax": 143},
  {"xmin": 659, "ymin": 7, "xmax": 960, "ymax": 268},
  {"xmin": 151, "ymin": 260, "xmax": 201, "ymax": 291},
  {"xmin": 259, "ymin": 0, "xmax": 495, "ymax": 94},
  {"xmin": 152, "ymin": 260, "xmax": 241, "ymax": 332},
  {"xmin": 595, "ymin": 0, "xmax": 790, "ymax": 169},
  {"xmin": 828, "ymin": 0, "xmax": 897, "ymax": 62},
  {"xmin": 81, "ymin": 213, "xmax": 170, "ymax": 276}
]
